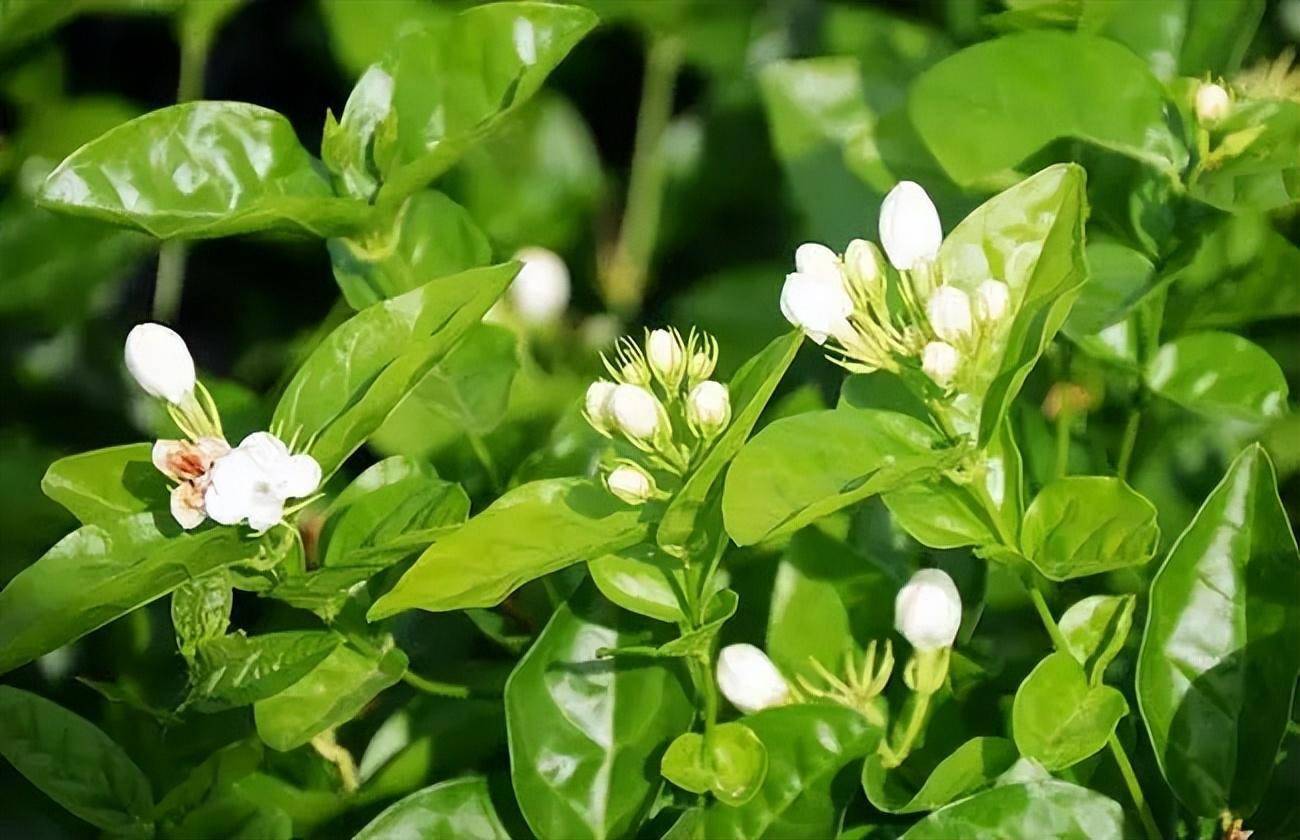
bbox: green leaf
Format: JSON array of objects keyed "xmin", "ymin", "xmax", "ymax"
[
  {"xmin": 327, "ymin": 190, "xmax": 492, "ymax": 309},
  {"xmin": 506, "ymin": 581, "xmax": 693, "ymax": 840},
  {"xmin": 662, "ymin": 723, "xmax": 768, "ymax": 806},
  {"xmin": 38, "ymin": 102, "xmax": 369, "ymax": 239},
  {"xmin": 723, "ymin": 408, "xmax": 949, "ymax": 546},
  {"xmin": 862, "ymin": 736, "xmax": 1018, "ymax": 814},
  {"xmin": 589, "ymin": 543, "xmax": 686, "ymax": 623},
  {"xmin": 0, "ymin": 685, "xmax": 153, "ymax": 838},
  {"xmin": 321, "ymin": 65, "xmax": 394, "ymax": 202},
  {"xmin": 254, "ymin": 642, "xmax": 407, "ymax": 752},
  {"xmin": 1190, "ymin": 99, "xmax": 1300, "ymax": 213},
  {"xmin": 172, "ymin": 572, "xmax": 233, "ymax": 658},
  {"xmin": 1144, "ymin": 331, "xmax": 1289, "ymax": 423},
  {"xmin": 1019, "ymin": 477, "xmax": 1159, "ymax": 580},
  {"xmin": 1137, "ymin": 444, "xmax": 1300, "ymax": 818},
  {"xmin": 900, "ymin": 779, "xmax": 1127, "ymax": 839},
  {"xmin": 696, "ymin": 705, "xmax": 881, "ymax": 839},
  {"xmin": 353, "ymin": 776, "xmax": 510, "ymax": 840},
  {"xmin": 1012, "ymin": 652, "xmax": 1128, "ymax": 771},
  {"xmin": 40, "ymin": 443, "xmax": 168, "ymax": 524},
  {"xmin": 658, "ymin": 331, "xmax": 801, "ymax": 553},
  {"xmin": 369, "ymin": 478, "xmax": 649, "ymax": 618},
  {"xmin": 317, "ymin": 0, "xmax": 449, "ymax": 79},
  {"xmin": 272, "ymin": 261, "xmax": 518, "ymax": 476},
  {"xmin": 189, "ymin": 631, "xmax": 341, "ymax": 711},
  {"xmin": 0, "ymin": 512, "xmax": 264, "ymax": 674},
  {"xmin": 170, "ymin": 791, "xmax": 292, "ymax": 840},
  {"xmin": 319, "ymin": 470, "xmax": 468, "ymax": 567},
  {"xmin": 412, "ymin": 323, "xmax": 519, "ymax": 434},
  {"xmin": 155, "ymin": 739, "xmax": 263, "ymax": 824},
  {"xmin": 378, "ymin": 2, "xmax": 599, "ymax": 202},
  {"xmin": 1059, "ymin": 595, "xmax": 1135, "ymax": 686},
  {"xmin": 910, "ymin": 32, "xmax": 1183, "ymax": 187}
]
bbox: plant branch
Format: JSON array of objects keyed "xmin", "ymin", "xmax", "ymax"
[
  {"xmin": 1116, "ymin": 408, "xmax": 1142, "ymax": 482},
  {"xmin": 400, "ymin": 669, "xmax": 475, "ymax": 700}
]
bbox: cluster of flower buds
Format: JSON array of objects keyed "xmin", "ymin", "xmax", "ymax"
[
  {"xmin": 583, "ymin": 328, "xmax": 729, "ymax": 505},
  {"xmin": 125, "ymin": 323, "xmax": 320, "ymax": 532},
  {"xmin": 779, "ymin": 181, "xmax": 1014, "ymax": 394}
]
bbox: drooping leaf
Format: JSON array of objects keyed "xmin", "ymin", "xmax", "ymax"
[
  {"xmin": 353, "ymin": 776, "xmax": 510, "ymax": 840},
  {"xmin": 40, "ymin": 443, "xmax": 168, "ymax": 524},
  {"xmin": 1019, "ymin": 477, "xmax": 1160, "ymax": 580},
  {"xmin": 1144, "ymin": 331, "xmax": 1289, "ymax": 423},
  {"xmin": 862, "ymin": 736, "xmax": 1018, "ymax": 814},
  {"xmin": 900, "ymin": 779, "xmax": 1127, "ymax": 839}
]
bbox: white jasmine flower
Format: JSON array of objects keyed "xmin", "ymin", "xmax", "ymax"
[
  {"xmin": 152, "ymin": 437, "xmax": 230, "ymax": 530},
  {"xmin": 204, "ymin": 432, "xmax": 321, "ymax": 532},
  {"xmin": 716, "ymin": 643, "xmax": 791, "ymax": 715},
  {"xmin": 895, "ymin": 569, "xmax": 962, "ymax": 651},
  {"xmin": 608, "ymin": 384, "xmax": 661, "ymax": 441},
  {"xmin": 1195, "ymin": 82, "xmax": 1231, "ymax": 124},
  {"xmin": 124, "ymin": 323, "xmax": 196, "ymax": 405},
  {"xmin": 646, "ymin": 328, "xmax": 686, "ymax": 388},
  {"xmin": 921, "ymin": 341, "xmax": 961, "ymax": 387},
  {"xmin": 974, "ymin": 280, "xmax": 1011, "ymax": 323},
  {"xmin": 926, "ymin": 285, "xmax": 974, "ymax": 342},
  {"xmin": 509, "ymin": 247, "xmax": 570, "ymax": 324},
  {"xmin": 605, "ymin": 463, "xmax": 655, "ymax": 505},
  {"xmin": 879, "ymin": 181, "xmax": 942, "ymax": 271},
  {"xmin": 780, "ymin": 243, "xmax": 854, "ymax": 345},
  {"xmin": 687, "ymin": 380, "xmax": 730, "ymax": 437}
]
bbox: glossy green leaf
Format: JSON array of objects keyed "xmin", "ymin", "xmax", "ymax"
[
  {"xmin": 658, "ymin": 331, "xmax": 802, "ymax": 553},
  {"xmin": 370, "ymin": 479, "xmax": 649, "ymax": 618},
  {"xmin": 327, "ymin": 190, "xmax": 492, "ymax": 309},
  {"xmin": 321, "ymin": 65, "xmax": 393, "ymax": 202},
  {"xmin": 272, "ymin": 261, "xmax": 518, "ymax": 476},
  {"xmin": 254, "ymin": 643, "xmax": 407, "ymax": 752},
  {"xmin": 1144, "ymin": 332, "xmax": 1289, "ymax": 423},
  {"xmin": 1190, "ymin": 99, "xmax": 1300, "ymax": 213},
  {"xmin": 317, "ymin": 0, "xmax": 449, "ymax": 78},
  {"xmin": 1019, "ymin": 477, "xmax": 1159, "ymax": 580},
  {"xmin": 900, "ymin": 779, "xmax": 1127, "ymax": 839},
  {"xmin": 1060, "ymin": 595, "xmax": 1135, "ymax": 686},
  {"xmin": 862, "ymin": 736, "xmax": 1018, "ymax": 814},
  {"xmin": 696, "ymin": 705, "xmax": 881, "ymax": 839},
  {"xmin": 319, "ymin": 470, "xmax": 468, "ymax": 567},
  {"xmin": 353, "ymin": 776, "xmax": 510, "ymax": 840},
  {"xmin": 662, "ymin": 723, "xmax": 768, "ymax": 806},
  {"xmin": 506, "ymin": 582, "xmax": 693, "ymax": 840},
  {"xmin": 0, "ymin": 512, "xmax": 263, "ymax": 674},
  {"xmin": 911, "ymin": 32, "xmax": 1183, "ymax": 186},
  {"xmin": 0, "ymin": 686, "xmax": 153, "ymax": 838},
  {"xmin": 723, "ymin": 407, "xmax": 950, "ymax": 546},
  {"xmin": 1012, "ymin": 652, "xmax": 1128, "ymax": 771},
  {"xmin": 412, "ymin": 324, "xmax": 519, "ymax": 434},
  {"xmin": 1137, "ymin": 445, "xmax": 1300, "ymax": 818},
  {"xmin": 40, "ymin": 443, "xmax": 168, "ymax": 524},
  {"xmin": 38, "ymin": 102, "xmax": 369, "ymax": 239},
  {"xmin": 357, "ymin": 698, "xmax": 506, "ymax": 801},
  {"xmin": 188, "ymin": 631, "xmax": 341, "ymax": 711},
  {"xmin": 172, "ymin": 572, "xmax": 233, "ymax": 658},
  {"xmin": 589, "ymin": 543, "xmax": 686, "ymax": 623}
]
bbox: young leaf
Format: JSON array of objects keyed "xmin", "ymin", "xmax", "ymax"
[
  {"xmin": 368, "ymin": 479, "xmax": 649, "ymax": 618},
  {"xmin": 1190, "ymin": 99, "xmax": 1300, "ymax": 213},
  {"xmin": 1137, "ymin": 445, "xmax": 1300, "ymax": 818},
  {"xmin": 1019, "ymin": 477, "xmax": 1159, "ymax": 580},
  {"xmin": 862, "ymin": 736, "xmax": 1018, "ymax": 814},
  {"xmin": 1059, "ymin": 594, "xmax": 1135, "ymax": 686},
  {"xmin": 40, "ymin": 443, "xmax": 168, "ymax": 524},
  {"xmin": 38, "ymin": 102, "xmax": 369, "ymax": 238},
  {"xmin": 321, "ymin": 65, "xmax": 393, "ymax": 202},
  {"xmin": 0, "ymin": 512, "xmax": 264, "ymax": 675},
  {"xmin": 900, "ymin": 780, "xmax": 1127, "ymax": 839},
  {"xmin": 172, "ymin": 572, "xmax": 234, "ymax": 659},
  {"xmin": 1144, "ymin": 331, "xmax": 1289, "ymax": 423},
  {"xmin": 1012, "ymin": 652, "xmax": 1128, "ymax": 771},
  {"xmin": 353, "ymin": 776, "xmax": 510, "ymax": 840},
  {"xmin": 188, "ymin": 631, "xmax": 341, "ymax": 711},
  {"xmin": 506, "ymin": 582, "xmax": 693, "ymax": 840},
  {"xmin": 0, "ymin": 686, "xmax": 153, "ymax": 838},
  {"xmin": 661, "ymin": 723, "xmax": 768, "ymax": 806}
]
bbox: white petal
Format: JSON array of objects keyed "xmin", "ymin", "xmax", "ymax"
[
  {"xmin": 237, "ymin": 432, "xmax": 291, "ymax": 471},
  {"xmin": 169, "ymin": 485, "xmax": 206, "ymax": 530},
  {"xmin": 245, "ymin": 494, "xmax": 285, "ymax": 532},
  {"xmin": 152, "ymin": 439, "xmax": 185, "ymax": 480},
  {"xmin": 203, "ymin": 481, "xmax": 247, "ymax": 525},
  {"xmin": 280, "ymin": 454, "xmax": 322, "ymax": 499}
]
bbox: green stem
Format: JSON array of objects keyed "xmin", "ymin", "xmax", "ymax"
[
  {"xmin": 400, "ymin": 669, "xmax": 474, "ymax": 699},
  {"xmin": 882, "ymin": 691, "xmax": 931, "ymax": 768},
  {"xmin": 1054, "ymin": 408, "xmax": 1073, "ymax": 479},
  {"xmin": 602, "ymin": 35, "xmax": 683, "ymax": 316},
  {"xmin": 1026, "ymin": 584, "xmax": 1070, "ymax": 652},
  {"xmin": 1116, "ymin": 409, "xmax": 1142, "ymax": 482}
]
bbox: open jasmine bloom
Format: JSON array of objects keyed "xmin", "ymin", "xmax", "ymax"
[
  {"xmin": 205, "ymin": 432, "xmax": 321, "ymax": 532},
  {"xmin": 152, "ymin": 437, "xmax": 230, "ymax": 530}
]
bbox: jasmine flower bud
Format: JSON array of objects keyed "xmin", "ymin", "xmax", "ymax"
[
  {"xmin": 584, "ymin": 380, "xmax": 617, "ymax": 433},
  {"xmin": 687, "ymin": 380, "xmax": 730, "ymax": 437},
  {"xmin": 974, "ymin": 280, "xmax": 1011, "ymax": 323},
  {"xmin": 926, "ymin": 285, "xmax": 973, "ymax": 342},
  {"xmin": 605, "ymin": 462, "xmax": 655, "ymax": 505},
  {"xmin": 921, "ymin": 341, "xmax": 960, "ymax": 387},
  {"xmin": 780, "ymin": 243, "xmax": 854, "ymax": 345},
  {"xmin": 608, "ymin": 384, "xmax": 662, "ymax": 440},
  {"xmin": 688, "ymin": 351, "xmax": 715, "ymax": 383},
  {"xmin": 844, "ymin": 238, "xmax": 883, "ymax": 291},
  {"xmin": 879, "ymin": 181, "xmax": 942, "ymax": 271},
  {"xmin": 204, "ymin": 432, "xmax": 321, "ymax": 532},
  {"xmin": 1195, "ymin": 82, "xmax": 1231, "ymax": 124},
  {"xmin": 124, "ymin": 323, "xmax": 196, "ymax": 405},
  {"xmin": 647, "ymin": 328, "xmax": 686, "ymax": 389},
  {"xmin": 895, "ymin": 569, "xmax": 962, "ymax": 651},
  {"xmin": 509, "ymin": 247, "xmax": 570, "ymax": 325},
  {"xmin": 716, "ymin": 644, "xmax": 791, "ymax": 715}
]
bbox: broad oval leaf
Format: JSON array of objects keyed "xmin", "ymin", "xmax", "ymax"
[
  {"xmin": 1137, "ymin": 444, "xmax": 1300, "ymax": 818},
  {"xmin": 0, "ymin": 686, "xmax": 153, "ymax": 838},
  {"xmin": 38, "ymin": 102, "xmax": 369, "ymax": 239},
  {"xmin": 900, "ymin": 779, "xmax": 1127, "ymax": 839},
  {"xmin": 1019, "ymin": 477, "xmax": 1159, "ymax": 580},
  {"xmin": 412, "ymin": 323, "xmax": 520, "ymax": 434},
  {"xmin": 353, "ymin": 776, "xmax": 510, "ymax": 840},
  {"xmin": 862, "ymin": 736, "xmax": 1018, "ymax": 814},
  {"xmin": 1012, "ymin": 652, "xmax": 1128, "ymax": 771},
  {"xmin": 369, "ymin": 478, "xmax": 650, "ymax": 618},
  {"xmin": 40, "ymin": 443, "xmax": 168, "ymax": 524},
  {"xmin": 1144, "ymin": 332, "xmax": 1289, "ymax": 423},
  {"xmin": 589, "ymin": 543, "xmax": 686, "ymax": 623},
  {"xmin": 1060, "ymin": 594, "xmax": 1135, "ymax": 686},
  {"xmin": 189, "ymin": 631, "xmax": 341, "ymax": 711},
  {"xmin": 0, "ymin": 512, "xmax": 263, "ymax": 675},
  {"xmin": 505, "ymin": 582, "xmax": 693, "ymax": 840}
]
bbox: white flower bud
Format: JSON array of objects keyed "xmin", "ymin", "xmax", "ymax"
[
  {"xmin": 780, "ymin": 244, "xmax": 854, "ymax": 345},
  {"xmin": 608, "ymin": 384, "xmax": 661, "ymax": 440},
  {"xmin": 688, "ymin": 351, "xmax": 715, "ymax": 382},
  {"xmin": 844, "ymin": 238, "xmax": 883, "ymax": 291},
  {"xmin": 895, "ymin": 569, "xmax": 962, "ymax": 651},
  {"xmin": 124, "ymin": 323, "xmax": 196, "ymax": 405},
  {"xmin": 716, "ymin": 644, "xmax": 790, "ymax": 715},
  {"xmin": 687, "ymin": 380, "xmax": 730, "ymax": 437},
  {"xmin": 974, "ymin": 280, "xmax": 1011, "ymax": 323},
  {"xmin": 794, "ymin": 242, "xmax": 841, "ymax": 276},
  {"xmin": 584, "ymin": 380, "xmax": 616, "ymax": 432},
  {"xmin": 926, "ymin": 285, "xmax": 973, "ymax": 342},
  {"xmin": 647, "ymin": 328, "xmax": 686, "ymax": 387},
  {"xmin": 921, "ymin": 341, "xmax": 960, "ymax": 387},
  {"xmin": 1195, "ymin": 82, "xmax": 1231, "ymax": 124},
  {"xmin": 605, "ymin": 463, "xmax": 655, "ymax": 505},
  {"xmin": 509, "ymin": 247, "xmax": 570, "ymax": 324},
  {"xmin": 879, "ymin": 181, "xmax": 942, "ymax": 271},
  {"xmin": 620, "ymin": 361, "xmax": 650, "ymax": 386}
]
